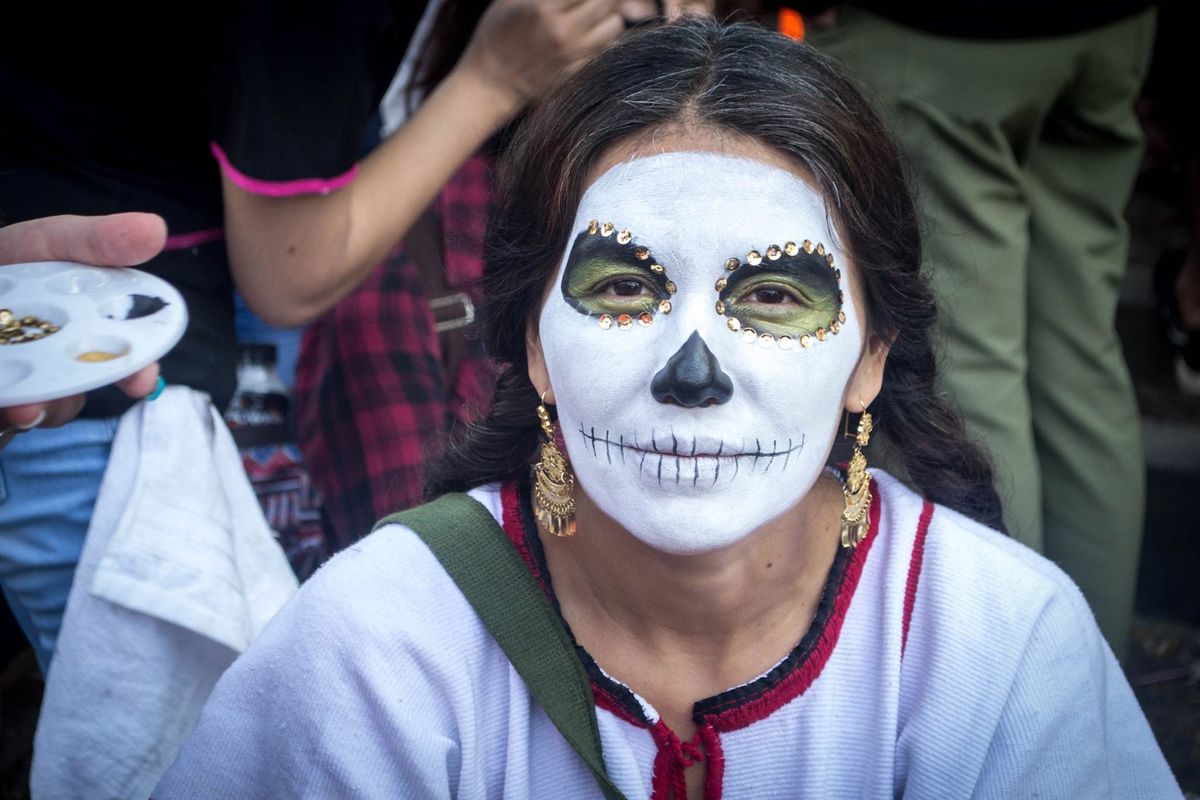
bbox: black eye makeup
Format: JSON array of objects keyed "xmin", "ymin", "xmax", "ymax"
[
  {"xmin": 716, "ymin": 240, "xmax": 845, "ymax": 350},
  {"xmin": 561, "ymin": 220, "xmax": 676, "ymax": 329}
]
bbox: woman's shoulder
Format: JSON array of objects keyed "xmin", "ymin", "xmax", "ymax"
[
  {"xmin": 302, "ymin": 483, "xmax": 506, "ymax": 638},
  {"xmin": 873, "ymin": 469, "xmax": 1086, "ymax": 617}
]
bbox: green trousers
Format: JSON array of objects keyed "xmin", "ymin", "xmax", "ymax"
[{"xmin": 812, "ymin": 8, "xmax": 1156, "ymax": 652}]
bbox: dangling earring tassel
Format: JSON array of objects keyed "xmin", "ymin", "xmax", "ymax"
[
  {"xmin": 533, "ymin": 393, "xmax": 577, "ymax": 537},
  {"xmin": 840, "ymin": 406, "xmax": 873, "ymax": 548}
]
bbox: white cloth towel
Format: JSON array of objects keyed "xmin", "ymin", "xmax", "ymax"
[{"xmin": 31, "ymin": 386, "xmax": 298, "ymax": 800}]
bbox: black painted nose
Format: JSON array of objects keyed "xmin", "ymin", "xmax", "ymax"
[{"xmin": 651, "ymin": 330, "xmax": 734, "ymax": 407}]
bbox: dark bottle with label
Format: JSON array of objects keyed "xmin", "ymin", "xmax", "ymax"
[{"xmin": 225, "ymin": 343, "xmax": 291, "ymax": 446}]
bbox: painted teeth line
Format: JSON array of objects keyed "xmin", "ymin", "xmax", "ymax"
[
  {"xmin": 577, "ymin": 426, "xmax": 804, "ymax": 460},
  {"xmin": 720, "ymin": 239, "xmax": 844, "ymax": 348}
]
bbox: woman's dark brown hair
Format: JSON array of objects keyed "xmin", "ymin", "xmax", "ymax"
[{"xmin": 427, "ymin": 16, "xmax": 1005, "ymax": 530}]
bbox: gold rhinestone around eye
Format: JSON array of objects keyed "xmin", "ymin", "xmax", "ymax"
[
  {"xmin": 725, "ymin": 257, "xmax": 740, "ymax": 271},
  {"xmin": 800, "ymin": 335, "xmax": 813, "ymax": 348},
  {"xmin": 634, "ymin": 246, "xmax": 650, "ymax": 260},
  {"xmin": 598, "ymin": 314, "xmax": 613, "ymax": 329},
  {"xmin": 816, "ymin": 243, "xmax": 825, "ymax": 257},
  {"xmin": 758, "ymin": 332, "xmax": 775, "ymax": 348},
  {"xmin": 638, "ymin": 312, "xmax": 653, "ymax": 327},
  {"xmin": 838, "ymin": 290, "xmax": 845, "ymax": 303},
  {"xmin": 665, "ymin": 281, "xmax": 677, "ymax": 295},
  {"xmin": 617, "ymin": 230, "xmax": 632, "ymax": 244},
  {"xmin": 727, "ymin": 317, "xmax": 741, "ymax": 332},
  {"xmin": 617, "ymin": 313, "xmax": 633, "ymax": 329},
  {"xmin": 741, "ymin": 327, "xmax": 757, "ymax": 343},
  {"xmin": 715, "ymin": 300, "xmax": 726, "ymax": 314},
  {"xmin": 746, "ymin": 250, "xmax": 762, "ymax": 266},
  {"xmin": 816, "ymin": 327, "xmax": 827, "ymax": 341},
  {"xmin": 835, "ymin": 269, "xmax": 842, "ymax": 281},
  {"xmin": 838, "ymin": 310, "xmax": 847, "ymax": 323},
  {"xmin": 659, "ymin": 299, "xmax": 672, "ymax": 314},
  {"xmin": 830, "ymin": 320, "xmax": 841, "ymax": 334},
  {"xmin": 784, "ymin": 241, "xmax": 799, "ymax": 256},
  {"xmin": 778, "ymin": 335, "xmax": 795, "ymax": 350},
  {"xmin": 766, "ymin": 245, "xmax": 782, "ymax": 261},
  {"xmin": 651, "ymin": 263, "xmax": 665, "ymax": 273},
  {"xmin": 802, "ymin": 239, "xmax": 813, "ymax": 254},
  {"xmin": 587, "ymin": 219, "xmax": 599, "ymax": 235},
  {"xmin": 714, "ymin": 277, "xmax": 727, "ymax": 292},
  {"xmin": 827, "ymin": 253, "xmax": 835, "ymax": 266},
  {"xmin": 601, "ymin": 222, "xmax": 615, "ymax": 236}
]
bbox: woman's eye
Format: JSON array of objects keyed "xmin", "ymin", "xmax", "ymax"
[
  {"xmin": 753, "ymin": 287, "xmax": 790, "ymax": 304},
  {"xmin": 603, "ymin": 278, "xmax": 651, "ymax": 297}
]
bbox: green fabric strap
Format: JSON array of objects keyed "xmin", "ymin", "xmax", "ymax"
[{"xmin": 376, "ymin": 494, "xmax": 628, "ymax": 800}]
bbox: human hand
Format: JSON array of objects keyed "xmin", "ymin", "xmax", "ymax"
[
  {"xmin": 457, "ymin": 0, "xmax": 626, "ymax": 117},
  {"xmin": 0, "ymin": 213, "xmax": 167, "ymax": 449},
  {"xmin": 617, "ymin": 0, "xmax": 715, "ymax": 19}
]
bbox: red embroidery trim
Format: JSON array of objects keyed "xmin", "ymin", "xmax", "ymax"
[
  {"xmin": 902, "ymin": 501, "xmax": 935, "ymax": 658},
  {"xmin": 700, "ymin": 479, "xmax": 883, "ymax": 733},
  {"xmin": 699, "ymin": 724, "xmax": 725, "ymax": 800},
  {"xmin": 592, "ymin": 681, "xmax": 647, "ymax": 727},
  {"xmin": 500, "ymin": 480, "xmax": 549, "ymax": 596}
]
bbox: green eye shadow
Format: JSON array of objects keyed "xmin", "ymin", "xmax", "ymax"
[
  {"xmin": 560, "ymin": 227, "xmax": 672, "ymax": 320},
  {"xmin": 719, "ymin": 245, "xmax": 842, "ymax": 341}
]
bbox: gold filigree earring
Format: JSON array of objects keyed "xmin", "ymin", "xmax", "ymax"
[
  {"xmin": 840, "ymin": 401, "xmax": 873, "ymax": 548},
  {"xmin": 533, "ymin": 391, "xmax": 577, "ymax": 537}
]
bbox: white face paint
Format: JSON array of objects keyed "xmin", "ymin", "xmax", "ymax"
[{"xmin": 537, "ymin": 151, "xmax": 863, "ymax": 554}]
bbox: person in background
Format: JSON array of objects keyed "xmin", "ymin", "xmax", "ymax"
[
  {"xmin": 0, "ymin": 0, "xmax": 627, "ymax": 674},
  {"xmin": 297, "ymin": 0, "xmax": 715, "ymax": 546},
  {"xmin": 805, "ymin": 1, "xmax": 1157, "ymax": 655}
]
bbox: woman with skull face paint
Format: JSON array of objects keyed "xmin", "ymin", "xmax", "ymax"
[{"xmin": 157, "ymin": 17, "xmax": 1180, "ymax": 800}]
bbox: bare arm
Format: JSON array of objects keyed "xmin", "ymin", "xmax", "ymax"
[{"xmin": 224, "ymin": 0, "xmax": 625, "ymax": 328}]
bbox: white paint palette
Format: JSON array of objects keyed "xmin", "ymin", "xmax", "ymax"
[{"xmin": 0, "ymin": 262, "xmax": 188, "ymax": 406}]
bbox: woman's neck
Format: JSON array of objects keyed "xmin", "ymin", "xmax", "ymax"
[{"xmin": 536, "ymin": 471, "xmax": 845, "ymax": 717}]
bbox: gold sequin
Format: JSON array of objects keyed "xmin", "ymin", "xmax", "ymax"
[
  {"xmin": 659, "ymin": 299, "xmax": 672, "ymax": 314},
  {"xmin": 758, "ymin": 332, "xmax": 775, "ymax": 348},
  {"xmin": 634, "ymin": 246, "xmax": 650, "ymax": 260},
  {"xmin": 725, "ymin": 257, "xmax": 740, "ymax": 271},
  {"xmin": 587, "ymin": 219, "xmax": 599, "ymax": 235},
  {"xmin": 816, "ymin": 327, "xmax": 827, "ymax": 341},
  {"xmin": 727, "ymin": 317, "xmax": 742, "ymax": 332},
  {"xmin": 715, "ymin": 300, "xmax": 726, "ymax": 314},
  {"xmin": 837, "ymin": 310, "xmax": 847, "ymax": 323},
  {"xmin": 746, "ymin": 250, "xmax": 762, "ymax": 266},
  {"xmin": 651, "ymin": 263, "xmax": 665, "ymax": 273},
  {"xmin": 766, "ymin": 245, "xmax": 782, "ymax": 261},
  {"xmin": 617, "ymin": 230, "xmax": 632, "ymax": 244},
  {"xmin": 601, "ymin": 222, "xmax": 615, "ymax": 237},
  {"xmin": 826, "ymin": 253, "xmax": 835, "ymax": 266},
  {"xmin": 638, "ymin": 312, "xmax": 653, "ymax": 327},
  {"xmin": 598, "ymin": 314, "xmax": 613, "ymax": 330},
  {"xmin": 830, "ymin": 320, "xmax": 841, "ymax": 334},
  {"xmin": 784, "ymin": 241, "xmax": 799, "ymax": 256},
  {"xmin": 665, "ymin": 281, "xmax": 677, "ymax": 295},
  {"xmin": 714, "ymin": 277, "xmax": 727, "ymax": 292},
  {"xmin": 816, "ymin": 243, "xmax": 826, "ymax": 257},
  {"xmin": 616, "ymin": 313, "xmax": 633, "ymax": 329},
  {"xmin": 802, "ymin": 239, "xmax": 813, "ymax": 254},
  {"xmin": 800, "ymin": 335, "xmax": 813, "ymax": 348},
  {"xmin": 741, "ymin": 327, "xmax": 757, "ymax": 343},
  {"xmin": 778, "ymin": 336, "xmax": 795, "ymax": 350}
]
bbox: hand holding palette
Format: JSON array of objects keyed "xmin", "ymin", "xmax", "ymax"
[{"xmin": 0, "ymin": 262, "xmax": 187, "ymax": 406}]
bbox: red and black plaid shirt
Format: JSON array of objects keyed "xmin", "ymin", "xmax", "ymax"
[{"xmin": 295, "ymin": 155, "xmax": 496, "ymax": 548}]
